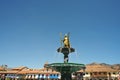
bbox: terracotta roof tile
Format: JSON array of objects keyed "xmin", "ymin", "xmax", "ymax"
[
  {"xmin": 12, "ymin": 66, "xmax": 28, "ymax": 70},
  {"xmin": 78, "ymin": 64, "xmax": 117, "ymax": 72},
  {"xmin": 0, "ymin": 67, "xmax": 4, "ymax": 71}
]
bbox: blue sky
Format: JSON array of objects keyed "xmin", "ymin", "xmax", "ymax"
[{"xmin": 0, "ymin": 0, "xmax": 120, "ymax": 68}]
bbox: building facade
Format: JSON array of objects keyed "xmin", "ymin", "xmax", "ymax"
[
  {"xmin": 0, "ymin": 63, "xmax": 120, "ymax": 80},
  {"xmin": 77, "ymin": 64, "xmax": 119, "ymax": 80}
]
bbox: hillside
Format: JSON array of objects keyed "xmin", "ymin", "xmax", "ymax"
[{"xmin": 87, "ymin": 62, "xmax": 120, "ymax": 70}]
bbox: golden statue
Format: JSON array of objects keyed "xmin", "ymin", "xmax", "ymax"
[{"xmin": 63, "ymin": 33, "xmax": 71, "ymax": 48}]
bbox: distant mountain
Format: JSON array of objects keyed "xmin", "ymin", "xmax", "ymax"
[
  {"xmin": 87, "ymin": 62, "xmax": 110, "ymax": 66},
  {"xmin": 111, "ymin": 64, "xmax": 120, "ymax": 70},
  {"xmin": 87, "ymin": 62, "xmax": 120, "ymax": 70}
]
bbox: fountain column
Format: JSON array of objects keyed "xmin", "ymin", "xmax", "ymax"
[{"xmin": 57, "ymin": 33, "xmax": 75, "ymax": 80}]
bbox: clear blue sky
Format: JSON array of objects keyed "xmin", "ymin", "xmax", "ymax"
[{"xmin": 0, "ymin": 0, "xmax": 120, "ymax": 68}]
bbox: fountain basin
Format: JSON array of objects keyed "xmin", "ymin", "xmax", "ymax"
[{"xmin": 46, "ymin": 63, "xmax": 85, "ymax": 73}]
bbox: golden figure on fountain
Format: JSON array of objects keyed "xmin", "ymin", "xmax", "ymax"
[{"xmin": 63, "ymin": 34, "xmax": 71, "ymax": 48}]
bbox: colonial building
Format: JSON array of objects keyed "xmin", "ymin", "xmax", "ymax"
[
  {"xmin": 77, "ymin": 63, "xmax": 119, "ymax": 80},
  {"xmin": 0, "ymin": 66, "xmax": 60, "ymax": 80},
  {"xmin": 0, "ymin": 63, "xmax": 120, "ymax": 80}
]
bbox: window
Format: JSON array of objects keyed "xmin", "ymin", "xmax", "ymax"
[
  {"xmin": 86, "ymin": 72, "xmax": 88, "ymax": 74},
  {"xmin": 113, "ymin": 72, "xmax": 116, "ymax": 74},
  {"xmin": 30, "ymin": 75, "xmax": 32, "ymax": 78},
  {"xmin": 94, "ymin": 72, "xmax": 97, "ymax": 75},
  {"xmin": 47, "ymin": 69, "xmax": 48, "ymax": 72},
  {"xmin": 99, "ymin": 72, "xmax": 101, "ymax": 75},
  {"xmin": 90, "ymin": 73, "xmax": 92, "ymax": 75},
  {"xmin": 108, "ymin": 73, "xmax": 111, "ymax": 75},
  {"xmin": 52, "ymin": 69, "xmax": 54, "ymax": 72},
  {"xmin": 103, "ymin": 72, "xmax": 106, "ymax": 75}
]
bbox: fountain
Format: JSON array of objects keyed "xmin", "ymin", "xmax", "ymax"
[{"xmin": 46, "ymin": 33, "xmax": 86, "ymax": 80}]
